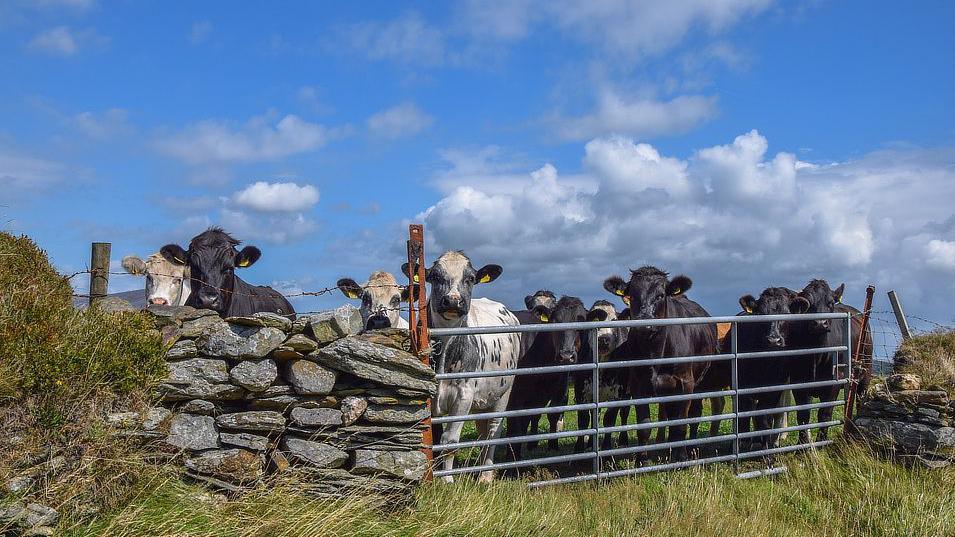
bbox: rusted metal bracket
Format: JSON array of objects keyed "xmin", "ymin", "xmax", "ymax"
[{"xmin": 407, "ymin": 224, "xmax": 433, "ymax": 480}]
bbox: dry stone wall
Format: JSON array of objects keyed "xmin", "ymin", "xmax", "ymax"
[
  {"xmin": 122, "ymin": 304, "xmax": 435, "ymax": 495},
  {"xmin": 856, "ymin": 373, "xmax": 954, "ymax": 468}
]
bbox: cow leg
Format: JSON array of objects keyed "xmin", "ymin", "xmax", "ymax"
[
  {"xmin": 601, "ymin": 407, "xmax": 619, "ymax": 451},
  {"xmin": 816, "ymin": 386, "xmax": 840, "ymax": 441},
  {"xmin": 439, "ymin": 419, "xmax": 466, "ymax": 483},
  {"xmin": 548, "ymin": 381, "xmax": 569, "ymax": 451},
  {"xmin": 665, "ymin": 401, "xmax": 692, "ymax": 461},
  {"xmin": 617, "ymin": 405, "xmax": 631, "ymax": 447},
  {"xmin": 476, "ymin": 415, "xmax": 506, "ymax": 483},
  {"xmin": 709, "ymin": 396, "xmax": 725, "ymax": 438},
  {"xmin": 576, "ymin": 408, "xmax": 591, "ymax": 452},
  {"xmin": 634, "ymin": 403, "xmax": 651, "ymax": 448},
  {"xmin": 688, "ymin": 399, "xmax": 702, "ymax": 440},
  {"xmin": 792, "ymin": 387, "xmax": 813, "ymax": 444},
  {"xmin": 527, "ymin": 414, "xmax": 540, "ymax": 452},
  {"xmin": 655, "ymin": 404, "xmax": 668, "ymax": 446},
  {"xmin": 506, "ymin": 415, "xmax": 528, "ymax": 462}
]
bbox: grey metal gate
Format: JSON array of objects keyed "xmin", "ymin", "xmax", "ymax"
[{"xmin": 428, "ymin": 312, "xmax": 851, "ymax": 486}]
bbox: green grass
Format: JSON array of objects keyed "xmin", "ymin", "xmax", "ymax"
[{"xmin": 67, "ymin": 443, "xmax": 955, "ymax": 537}]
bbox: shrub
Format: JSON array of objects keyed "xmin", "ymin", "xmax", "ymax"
[{"xmin": 894, "ymin": 330, "xmax": 955, "ymax": 395}]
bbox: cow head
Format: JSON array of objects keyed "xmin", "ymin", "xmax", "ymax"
[
  {"xmin": 337, "ymin": 271, "xmax": 414, "ymax": 331},
  {"xmin": 160, "ymin": 227, "xmax": 261, "ymax": 313},
  {"xmin": 403, "ymin": 250, "xmax": 501, "ymax": 327},
  {"xmin": 532, "ymin": 296, "xmax": 607, "ymax": 364},
  {"xmin": 524, "ymin": 289, "xmax": 557, "ymax": 311},
  {"xmin": 797, "ymin": 279, "xmax": 844, "ymax": 333},
  {"xmin": 122, "ymin": 253, "xmax": 191, "ymax": 306},
  {"xmin": 589, "ymin": 300, "xmax": 624, "ymax": 360},
  {"xmin": 739, "ymin": 287, "xmax": 809, "ymax": 348},
  {"xmin": 604, "ymin": 266, "xmax": 691, "ymax": 322}
]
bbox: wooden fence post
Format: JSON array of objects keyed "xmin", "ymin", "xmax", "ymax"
[
  {"xmin": 407, "ymin": 224, "xmax": 433, "ymax": 480},
  {"xmin": 89, "ymin": 242, "xmax": 111, "ymax": 307},
  {"xmin": 887, "ymin": 290, "xmax": 911, "ymax": 340}
]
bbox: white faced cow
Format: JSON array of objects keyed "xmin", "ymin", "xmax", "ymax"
[
  {"xmin": 403, "ymin": 251, "xmax": 521, "ymax": 483},
  {"xmin": 337, "ymin": 271, "xmax": 411, "ymax": 330},
  {"xmin": 122, "ymin": 253, "xmax": 191, "ymax": 306}
]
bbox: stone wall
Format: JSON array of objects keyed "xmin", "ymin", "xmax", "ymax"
[
  {"xmin": 120, "ymin": 304, "xmax": 435, "ymax": 495},
  {"xmin": 855, "ymin": 373, "xmax": 954, "ymax": 468}
]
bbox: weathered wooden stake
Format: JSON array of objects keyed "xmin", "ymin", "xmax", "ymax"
[
  {"xmin": 887, "ymin": 290, "xmax": 911, "ymax": 340},
  {"xmin": 89, "ymin": 242, "xmax": 111, "ymax": 307},
  {"xmin": 407, "ymin": 224, "xmax": 433, "ymax": 480}
]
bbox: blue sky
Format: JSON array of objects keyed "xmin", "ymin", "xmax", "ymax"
[{"xmin": 3, "ymin": 1, "xmax": 955, "ymax": 325}]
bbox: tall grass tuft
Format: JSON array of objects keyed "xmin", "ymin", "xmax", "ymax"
[{"xmin": 894, "ymin": 330, "xmax": 955, "ymax": 395}]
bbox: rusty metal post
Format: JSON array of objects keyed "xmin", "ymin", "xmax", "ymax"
[
  {"xmin": 407, "ymin": 224, "xmax": 433, "ymax": 480},
  {"xmin": 89, "ymin": 242, "xmax": 111, "ymax": 307},
  {"xmin": 845, "ymin": 285, "xmax": 875, "ymax": 426}
]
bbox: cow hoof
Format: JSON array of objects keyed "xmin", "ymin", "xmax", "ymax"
[
  {"xmin": 478, "ymin": 471, "xmax": 495, "ymax": 483},
  {"xmin": 547, "ymin": 440, "xmax": 559, "ymax": 451}
]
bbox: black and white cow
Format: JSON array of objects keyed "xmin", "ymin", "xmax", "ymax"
[
  {"xmin": 402, "ymin": 251, "xmax": 521, "ymax": 482},
  {"xmin": 337, "ymin": 271, "xmax": 411, "ymax": 330},
  {"xmin": 160, "ymin": 227, "xmax": 295, "ymax": 318},
  {"xmin": 584, "ymin": 300, "xmax": 632, "ymax": 450}
]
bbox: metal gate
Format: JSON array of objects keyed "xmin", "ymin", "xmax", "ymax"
[{"xmin": 427, "ymin": 312, "xmax": 851, "ymax": 486}]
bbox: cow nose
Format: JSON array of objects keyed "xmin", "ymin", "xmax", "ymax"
[
  {"xmin": 440, "ymin": 295, "xmax": 462, "ymax": 309},
  {"xmin": 813, "ymin": 319, "xmax": 830, "ymax": 331},
  {"xmin": 558, "ymin": 350, "xmax": 576, "ymax": 363},
  {"xmin": 598, "ymin": 335, "xmax": 612, "ymax": 348},
  {"xmin": 366, "ymin": 316, "xmax": 391, "ymax": 331},
  {"xmin": 149, "ymin": 297, "xmax": 168, "ymax": 306},
  {"xmin": 768, "ymin": 333, "xmax": 784, "ymax": 347}
]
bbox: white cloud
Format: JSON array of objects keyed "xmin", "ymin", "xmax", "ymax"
[
  {"xmin": 0, "ymin": 148, "xmax": 68, "ymax": 193},
  {"xmin": 367, "ymin": 103, "xmax": 434, "ymax": 139},
  {"xmin": 71, "ymin": 108, "xmax": 130, "ymax": 139},
  {"xmin": 345, "ymin": 13, "xmax": 446, "ymax": 66},
  {"xmin": 232, "ymin": 181, "xmax": 320, "ymax": 212},
  {"xmin": 555, "ymin": 87, "xmax": 718, "ymax": 141},
  {"xmin": 413, "ymin": 133, "xmax": 955, "ymax": 321},
  {"xmin": 926, "ymin": 239, "xmax": 955, "ymax": 271},
  {"xmin": 27, "ymin": 26, "xmax": 107, "ymax": 56},
  {"xmin": 189, "ymin": 21, "xmax": 213, "ymax": 45},
  {"xmin": 156, "ymin": 114, "xmax": 331, "ymax": 165},
  {"xmin": 220, "ymin": 209, "xmax": 316, "ymax": 245}
]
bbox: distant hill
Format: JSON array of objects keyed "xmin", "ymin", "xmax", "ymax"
[{"xmin": 72, "ymin": 289, "xmax": 147, "ymax": 310}]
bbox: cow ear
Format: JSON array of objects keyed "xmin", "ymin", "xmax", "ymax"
[
  {"xmin": 532, "ymin": 305, "xmax": 552, "ymax": 323},
  {"xmin": 122, "ymin": 255, "xmax": 147, "ymax": 276},
  {"xmin": 401, "ymin": 283, "xmax": 420, "ymax": 302},
  {"xmin": 524, "ymin": 295, "xmax": 535, "ymax": 310},
  {"xmin": 337, "ymin": 278, "xmax": 362, "ymax": 300},
  {"xmin": 739, "ymin": 295, "xmax": 757, "ymax": 314},
  {"xmin": 603, "ymin": 276, "xmax": 628, "ymax": 298},
  {"xmin": 619, "ymin": 307, "xmax": 631, "ymax": 320},
  {"xmin": 832, "ymin": 283, "xmax": 844, "ymax": 303},
  {"xmin": 235, "ymin": 246, "xmax": 261, "ymax": 268},
  {"xmin": 475, "ymin": 264, "xmax": 502, "ymax": 284},
  {"xmin": 587, "ymin": 308, "xmax": 609, "ymax": 322},
  {"xmin": 160, "ymin": 244, "xmax": 188, "ymax": 266},
  {"xmin": 791, "ymin": 296, "xmax": 810, "ymax": 314},
  {"xmin": 667, "ymin": 275, "xmax": 692, "ymax": 296},
  {"xmin": 401, "ymin": 262, "xmax": 426, "ymax": 283}
]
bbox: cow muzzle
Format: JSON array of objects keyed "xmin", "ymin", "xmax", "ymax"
[
  {"xmin": 437, "ymin": 295, "xmax": 466, "ymax": 320},
  {"xmin": 365, "ymin": 315, "xmax": 391, "ymax": 331},
  {"xmin": 149, "ymin": 297, "xmax": 169, "ymax": 306},
  {"xmin": 557, "ymin": 350, "xmax": 577, "ymax": 364}
]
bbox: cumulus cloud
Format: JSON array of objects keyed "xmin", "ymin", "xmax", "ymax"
[
  {"xmin": 344, "ymin": 13, "xmax": 446, "ymax": 66},
  {"xmin": 554, "ymin": 87, "xmax": 718, "ymax": 141},
  {"xmin": 156, "ymin": 114, "xmax": 331, "ymax": 165},
  {"xmin": 71, "ymin": 108, "xmax": 130, "ymax": 140},
  {"xmin": 232, "ymin": 181, "xmax": 320, "ymax": 212},
  {"xmin": 27, "ymin": 26, "xmax": 107, "ymax": 56},
  {"xmin": 415, "ymin": 133, "xmax": 955, "ymax": 321},
  {"xmin": 220, "ymin": 209, "xmax": 317, "ymax": 245},
  {"xmin": 367, "ymin": 103, "xmax": 434, "ymax": 139},
  {"xmin": 0, "ymin": 148, "xmax": 69, "ymax": 194}
]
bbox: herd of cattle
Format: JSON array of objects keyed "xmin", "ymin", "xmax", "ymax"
[{"xmin": 123, "ymin": 227, "xmax": 872, "ymax": 483}]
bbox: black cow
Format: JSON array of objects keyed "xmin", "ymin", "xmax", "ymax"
[
  {"xmin": 523, "ymin": 296, "xmax": 607, "ymax": 452},
  {"xmin": 604, "ymin": 266, "xmax": 717, "ymax": 460},
  {"xmin": 736, "ymin": 287, "xmax": 809, "ymax": 451},
  {"xmin": 505, "ymin": 290, "xmax": 565, "ymax": 459},
  {"xmin": 160, "ymin": 227, "xmax": 295, "ymax": 318}
]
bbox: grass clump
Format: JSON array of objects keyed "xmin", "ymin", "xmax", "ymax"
[
  {"xmin": 0, "ymin": 231, "xmax": 166, "ymax": 528},
  {"xmin": 894, "ymin": 330, "xmax": 955, "ymax": 395},
  {"xmin": 72, "ymin": 444, "xmax": 954, "ymax": 537}
]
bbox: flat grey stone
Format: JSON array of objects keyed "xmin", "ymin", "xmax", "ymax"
[
  {"xmin": 179, "ymin": 315, "xmax": 224, "ymax": 339},
  {"xmin": 105, "ymin": 411, "xmax": 139, "ymax": 428},
  {"xmin": 184, "ymin": 449, "xmax": 264, "ymax": 483},
  {"xmin": 166, "ymin": 339, "xmax": 198, "ymax": 359},
  {"xmin": 351, "ymin": 449, "xmax": 428, "ymax": 481},
  {"xmin": 362, "ymin": 404, "xmax": 429, "ymax": 424},
  {"xmin": 229, "ymin": 359, "xmax": 278, "ymax": 392},
  {"xmin": 290, "ymin": 407, "xmax": 343, "ymax": 428},
  {"xmin": 281, "ymin": 437, "xmax": 348, "ymax": 468},
  {"xmin": 311, "ymin": 337, "xmax": 436, "ymax": 394},
  {"xmin": 165, "ymin": 357, "xmax": 229, "ymax": 385},
  {"xmin": 287, "ymin": 359, "xmax": 337, "ymax": 395},
  {"xmin": 340, "ymin": 396, "xmax": 368, "ymax": 426},
  {"xmin": 181, "ymin": 399, "xmax": 217, "ymax": 415},
  {"xmin": 159, "ymin": 381, "xmax": 245, "ymax": 402},
  {"xmin": 142, "ymin": 407, "xmax": 171, "ymax": 431},
  {"xmin": 199, "ymin": 323, "xmax": 286, "ymax": 359},
  {"xmin": 165, "ymin": 413, "xmax": 219, "ymax": 451},
  {"xmin": 220, "ymin": 432, "xmax": 270, "ymax": 451},
  {"xmin": 283, "ymin": 333, "xmax": 318, "ymax": 353},
  {"xmin": 305, "ymin": 305, "xmax": 362, "ymax": 344},
  {"xmin": 215, "ymin": 411, "xmax": 286, "ymax": 433}
]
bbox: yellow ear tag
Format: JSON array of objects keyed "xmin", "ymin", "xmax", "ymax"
[
  {"xmin": 413, "ymin": 274, "xmax": 419, "ymax": 283},
  {"xmin": 671, "ymin": 288, "xmax": 682, "ymax": 296},
  {"xmin": 237, "ymin": 259, "xmax": 250, "ymax": 267},
  {"xmin": 614, "ymin": 289, "xmax": 625, "ymax": 296},
  {"xmin": 539, "ymin": 313, "xmax": 549, "ymax": 322},
  {"xmin": 745, "ymin": 306, "xmax": 753, "ymax": 314},
  {"xmin": 346, "ymin": 290, "xmax": 359, "ymax": 299},
  {"xmin": 174, "ymin": 256, "xmax": 186, "ymax": 264},
  {"xmin": 478, "ymin": 274, "xmax": 492, "ymax": 284}
]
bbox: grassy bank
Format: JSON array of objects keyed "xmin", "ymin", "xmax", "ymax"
[{"xmin": 70, "ymin": 444, "xmax": 954, "ymax": 537}]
